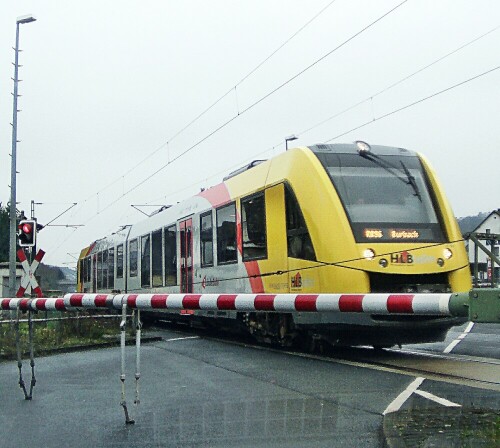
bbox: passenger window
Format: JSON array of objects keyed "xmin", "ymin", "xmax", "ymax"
[
  {"xmin": 285, "ymin": 186, "xmax": 316, "ymax": 261},
  {"xmin": 152, "ymin": 229, "xmax": 163, "ymax": 287},
  {"xmin": 164, "ymin": 225, "xmax": 177, "ymax": 286},
  {"xmin": 141, "ymin": 234, "xmax": 151, "ymax": 288},
  {"xmin": 97, "ymin": 251, "xmax": 103, "ymax": 289},
  {"xmin": 129, "ymin": 239, "xmax": 138, "ymax": 277},
  {"xmin": 116, "ymin": 244, "xmax": 124, "ymax": 279},
  {"xmin": 85, "ymin": 257, "xmax": 91, "ymax": 282},
  {"xmin": 102, "ymin": 249, "xmax": 108, "ymax": 289},
  {"xmin": 108, "ymin": 247, "xmax": 114, "ymax": 290},
  {"xmin": 242, "ymin": 192, "xmax": 267, "ymax": 261},
  {"xmin": 200, "ymin": 212, "xmax": 214, "ymax": 267},
  {"xmin": 217, "ymin": 202, "xmax": 237, "ymax": 264},
  {"xmin": 78, "ymin": 259, "xmax": 83, "ymax": 285}
]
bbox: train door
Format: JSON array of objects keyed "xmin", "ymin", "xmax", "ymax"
[{"xmin": 179, "ymin": 218, "xmax": 193, "ymax": 293}]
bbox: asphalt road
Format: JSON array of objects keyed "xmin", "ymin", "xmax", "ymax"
[{"xmin": 0, "ymin": 322, "xmax": 498, "ymax": 447}]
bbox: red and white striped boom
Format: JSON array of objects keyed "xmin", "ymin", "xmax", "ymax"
[{"xmin": 2, "ymin": 292, "xmax": 459, "ymax": 316}]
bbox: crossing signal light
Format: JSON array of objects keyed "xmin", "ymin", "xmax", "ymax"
[{"xmin": 18, "ymin": 219, "xmax": 36, "ymax": 247}]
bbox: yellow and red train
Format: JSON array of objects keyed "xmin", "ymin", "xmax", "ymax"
[{"xmin": 77, "ymin": 142, "xmax": 471, "ymax": 347}]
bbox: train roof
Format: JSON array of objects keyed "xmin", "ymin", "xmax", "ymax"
[
  {"xmin": 308, "ymin": 143, "xmax": 417, "ymax": 157},
  {"xmin": 85, "ymin": 142, "xmax": 422, "ymax": 250}
]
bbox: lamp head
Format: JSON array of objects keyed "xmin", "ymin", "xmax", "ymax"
[{"xmin": 17, "ymin": 15, "xmax": 37, "ymax": 24}]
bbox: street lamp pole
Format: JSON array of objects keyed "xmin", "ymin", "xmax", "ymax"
[
  {"xmin": 9, "ymin": 15, "xmax": 36, "ymax": 297},
  {"xmin": 285, "ymin": 134, "xmax": 298, "ymax": 151}
]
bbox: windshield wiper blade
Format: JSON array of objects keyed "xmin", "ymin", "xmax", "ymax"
[
  {"xmin": 400, "ymin": 161, "xmax": 422, "ymax": 202},
  {"xmin": 358, "ymin": 150, "xmax": 422, "ymax": 201}
]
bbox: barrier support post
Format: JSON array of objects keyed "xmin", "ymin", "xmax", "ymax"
[
  {"xmin": 119, "ymin": 302, "xmax": 135, "ymax": 424},
  {"xmin": 134, "ymin": 310, "xmax": 142, "ymax": 405}
]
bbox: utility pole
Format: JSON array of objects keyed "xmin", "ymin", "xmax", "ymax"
[{"xmin": 9, "ymin": 15, "xmax": 36, "ymax": 297}]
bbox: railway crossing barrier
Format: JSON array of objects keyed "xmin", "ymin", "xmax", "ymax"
[{"xmin": 1, "ymin": 289, "xmax": 499, "ymax": 424}]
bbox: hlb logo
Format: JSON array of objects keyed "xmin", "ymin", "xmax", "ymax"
[
  {"xmin": 291, "ymin": 272, "xmax": 302, "ymax": 288},
  {"xmin": 390, "ymin": 251, "xmax": 413, "ymax": 264}
]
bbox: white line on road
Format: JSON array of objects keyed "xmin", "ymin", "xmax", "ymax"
[
  {"xmin": 414, "ymin": 389, "xmax": 461, "ymax": 407},
  {"xmin": 165, "ymin": 336, "xmax": 200, "ymax": 342},
  {"xmin": 383, "ymin": 322, "xmax": 475, "ymax": 414},
  {"xmin": 383, "ymin": 377, "xmax": 425, "ymax": 415},
  {"xmin": 443, "ymin": 322, "xmax": 475, "ymax": 354}
]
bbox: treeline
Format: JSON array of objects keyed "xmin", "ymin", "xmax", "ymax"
[{"xmin": 456, "ymin": 212, "xmax": 490, "ymax": 235}]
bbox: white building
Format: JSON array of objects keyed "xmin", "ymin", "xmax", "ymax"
[
  {"xmin": 465, "ymin": 209, "xmax": 500, "ymax": 285},
  {"xmin": 0, "ymin": 262, "xmax": 23, "ymax": 298}
]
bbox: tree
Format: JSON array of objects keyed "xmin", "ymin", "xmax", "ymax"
[{"xmin": 0, "ymin": 203, "xmax": 10, "ymax": 263}]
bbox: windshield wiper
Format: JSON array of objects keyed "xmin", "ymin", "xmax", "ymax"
[
  {"xmin": 358, "ymin": 150, "xmax": 422, "ymax": 201},
  {"xmin": 400, "ymin": 160, "xmax": 422, "ymax": 202}
]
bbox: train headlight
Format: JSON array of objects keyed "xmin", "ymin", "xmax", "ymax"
[
  {"xmin": 363, "ymin": 248, "xmax": 375, "ymax": 260},
  {"xmin": 443, "ymin": 248, "xmax": 453, "ymax": 260},
  {"xmin": 437, "ymin": 258, "xmax": 445, "ymax": 267},
  {"xmin": 355, "ymin": 140, "xmax": 371, "ymax": 153},
  {"xmin": 379, "ymin": 258, "xmax": 388, "ymax": 268}
]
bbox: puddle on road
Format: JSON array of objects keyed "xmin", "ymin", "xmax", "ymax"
[{"xmin": 383, "ymin": 407, "xmax": 499, "ymax": 447}]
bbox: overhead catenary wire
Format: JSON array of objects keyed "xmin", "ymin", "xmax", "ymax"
[
  {"xmin": 297, "ymin": 24, "xmax": 500, "ymax": 137},
  {"xmin": 76, "ymin": 0, "xmax": 409, "ymax": 219},
  {"xmin": 325, "ymin": 64, "xmax": 500, "ymax": 142},
  {"xmin": 92, "ymin": 35, "xmax": 500, "ymax": 229},
  {"xmin": 119, "ymin": 238, "xmax": 468, "ymax": 293},
  {"xmin": 50, "ymin": 62, "xmax": 499, "ymax": 262},
  {"xmin": 48, "ymin": 1, "xmax": 409, "ymax": 261},
  {"xmin": 71, "ymin": 0, "xmax": 339, "ymax": 210},
  {"xmin": 140, "ymin": 23, "xmax": 500, "ymax": 211}
]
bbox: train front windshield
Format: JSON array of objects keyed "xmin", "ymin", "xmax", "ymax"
[{"xmin": 318, "ymin": 152, "xmax": 445, "ymax": 243}]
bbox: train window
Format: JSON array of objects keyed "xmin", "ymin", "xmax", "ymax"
[
  {"xmin": 116, "ymin": 244, "xmax": 124, "ymax": 278},
  {"xmin": 200, "ymin": 211, "xmax": 214, "ymax": 267},
  {"xmin": 129, "ymin": 239, "xmax": 138, "ymax": 277},
  {"xmin": 85, "ymin": 256, "xmax": 91, "ymax": 283},
  {"xmin": 217, "ymin": 202, "xmax": 237, "ymax": 264},
  {"xmin": 285, "ymin": 186, "xmax": 316, "ymax": 261},
  {"xmin": 108, "ymin": 247, "xmax": 114, "ymax": 290},
  {"xmin": 152, "ymin": 229, "xmax": 163, "ymax": 287},
  {"xmin": 242, "ymin": 192, "xmax": 267, "ymax": 261},
  {"xmin": 164, "ymin": 225, "xmax": 177, "ymax": 286},
  {"xmin": 97, "ymin": 251, "xmax": 103, "ymax": 289},
  {"xmin": 78, "ymin": 259, "xmax": 83, "ymax": 285},
  {"xmin": 103, "ymin": 250, "xmax": 109, "ymax": 289},
  {"xmin": 318, "ymin": 152, "xmax": 445, "ymax": 242},
  {"xmin": 141, "ymin": 234, "xmax": 151, "ymax": 288}
]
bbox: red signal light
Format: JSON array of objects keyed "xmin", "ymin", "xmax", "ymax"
[
  {"xmin": 22, "ymin": 223, "xmax": 32, "ymax": 233},
  {"xmin": 18, "ymin": 219, "xmax": 37, "ymax": 247}
]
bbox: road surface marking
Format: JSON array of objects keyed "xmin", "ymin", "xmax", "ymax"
[{"xmin": 443, "ymin": 322, "xmax": 475, "ymax": 354}]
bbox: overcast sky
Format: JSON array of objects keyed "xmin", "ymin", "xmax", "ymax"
[{"xmin": 1, "ymin": 0, "xmax": 499, "ymax": 267}]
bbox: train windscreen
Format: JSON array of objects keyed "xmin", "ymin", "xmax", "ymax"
[{"xmin": 318, "ymin": 152, "xmax": 445, "ymax": 243}]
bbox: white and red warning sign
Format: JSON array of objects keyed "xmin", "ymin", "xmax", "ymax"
[{"xmin": 16, "ymin": 248, "xmax": 45, "ymax": 298}]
